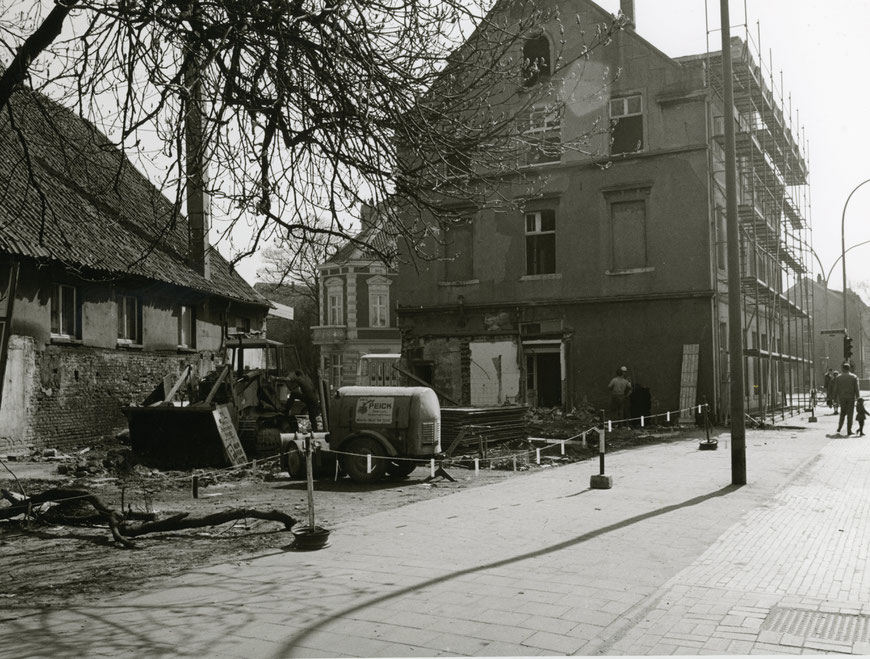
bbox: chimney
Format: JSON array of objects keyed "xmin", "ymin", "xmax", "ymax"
[
  {"xmin": 184, "ymin": 45, "xmax": 212, "ymax": 279},
  {"xmin": 620, "ymin": 0, "xmax": 635, "ymax": 28}
]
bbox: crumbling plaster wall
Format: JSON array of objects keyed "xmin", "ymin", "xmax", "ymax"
[{"xmin": 0, "ymin": 336, "xmax": 219, "ymax": 453}]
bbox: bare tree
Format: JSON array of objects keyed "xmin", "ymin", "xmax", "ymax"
[{"xmin": 0, "ymin": 0, "xmax": 625, "ymax": 265}]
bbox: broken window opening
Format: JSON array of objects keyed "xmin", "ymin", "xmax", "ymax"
[
  {"xmin": 609, "ymin": 94, "xmax": 644, "ymax": 154},
  {"xmin": 524, "ymin": 108, "xmax": 562, "ymax": 165},
  {"xmin": 522, "ymin": 34, "xmax": 551, "ymax": 87},
  {"xmin": 525, "ymin": 210, "xmax": 557, "ymax": 276}
]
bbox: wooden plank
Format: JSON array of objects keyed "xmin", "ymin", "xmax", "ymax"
[
  {"xmin": 678, "ymin": 344, "xmax": 700, "ymax": 424},
  {"xmin": 212, "ymin": 404, "xmax": 248, "ymax": 466}
]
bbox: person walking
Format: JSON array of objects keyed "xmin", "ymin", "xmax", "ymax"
[
  {"xmin": 834, "ymin": 363, "xmax": 860, "ymax": 435},
  {"xmin": 857, "ymin": 397, "xmax": 867, "ymax": 437},
  {"xmin": 824, "ymin": 368, "xmax": 834, "ymax": 407},
  {"xmin": 608, "ymin": 366, "xmax": 632, "ymax": 425},
  {"xmin": 829, "ymin": 370, "xmax": 840, "ymax": 413}
]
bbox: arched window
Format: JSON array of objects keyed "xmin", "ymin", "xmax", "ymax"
[{"xmin": 523, "ymin": 35, "xmax": 551, "ymax": 87}]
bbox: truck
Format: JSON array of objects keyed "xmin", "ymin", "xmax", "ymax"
[{"xmin": 281, "ymin": 385, "xmax": 442, "ymax": 484}]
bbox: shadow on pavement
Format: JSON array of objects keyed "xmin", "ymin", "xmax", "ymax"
[{"xmin": 280, "ymin": 483, "xmax": 743, "ymax": 656}]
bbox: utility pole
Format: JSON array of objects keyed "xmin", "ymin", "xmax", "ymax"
[
  {"xmin": 720, "ymin": 0, "xmax": 746, "ymax": 485},
  {"xmin": 184, "ymin": 6, "xmax": 211, "ymax": 280}
]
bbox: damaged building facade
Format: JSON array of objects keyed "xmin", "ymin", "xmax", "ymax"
[
  {"xmin": 0, "ymin": 90, "xmax": 268, "ymax": 454},
  {"xmin": 396, "ymin": 0, "xmax": 813, "ymax": 419}
]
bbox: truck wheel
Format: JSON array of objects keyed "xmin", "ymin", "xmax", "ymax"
[
  {"xmin": 386, "ymin": 460, "xmax": 417, "ymax": 478},
  {"xmin": 340, "ymin": 437, "xmax": 387, "ymax": 484},
  {"xmin": 280, "ymin": 437, "xmax": 304, "ymax": 479}
]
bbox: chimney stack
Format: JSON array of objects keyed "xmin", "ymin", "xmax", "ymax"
[{"xmin": 620, "ymin": 0, "xmax": 635, "ymax": 27}]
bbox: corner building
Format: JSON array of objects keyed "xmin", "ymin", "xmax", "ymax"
[{"xmin": 396, "ymin": 0, "xmax": 813, "ymax": 420}]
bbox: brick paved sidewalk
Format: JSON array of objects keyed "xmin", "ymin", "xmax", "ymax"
[{"xmin": 0, "ymin": 414, "xmax": 852, "ymax": 658}]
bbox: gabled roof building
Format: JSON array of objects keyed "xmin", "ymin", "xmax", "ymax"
[
  {"xmin": 396, "ymin": 0, "xmax": 813, "ymax": 421},
  {"xmin": 0, "ymin": 89, "xmax": 269, "ymax": 452}
]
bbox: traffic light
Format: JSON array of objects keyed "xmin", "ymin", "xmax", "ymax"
[{"xmin": 844, "ymin": 335, "xmax": 854, "ymax": 360}]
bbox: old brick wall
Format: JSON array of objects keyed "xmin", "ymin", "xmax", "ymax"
[{"xmin": 1, "ymin": 336, "xmax": 220, "ymax": 452}]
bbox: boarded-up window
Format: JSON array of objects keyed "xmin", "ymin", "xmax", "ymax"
[
  {"xmin": 443, "ymin": 219, "xmax": 473, "ymax": 281},
  {"xmin": 611, "ymin": 200, "xmax": 646, "ymax": 270},
  {"xmin": 610, "ymin": 95, "xmax": 644, "ymax": 154}
]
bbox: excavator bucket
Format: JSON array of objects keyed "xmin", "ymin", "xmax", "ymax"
[{"xmin": 124, "ymin": 404, "xmax": 247, "ymax": 469}]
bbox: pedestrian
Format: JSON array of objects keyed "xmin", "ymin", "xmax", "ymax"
[
  {"xmin": 823, "ymin": 368, "xmax": 834, "ymax": 407},
  {"xmin": 857, "ymin": 398, "xmax": 867, "ymax": 437},
  {"xmin": 833, "ymin": 363, "xmax": 860, "ymax": 435},
  {"xmin": 608, "ymin": 366, "xmax": 632, "ymax": 425},
  {"xmin": 829, "ymin": 370, "xmax": 840, "ymax": 413}
]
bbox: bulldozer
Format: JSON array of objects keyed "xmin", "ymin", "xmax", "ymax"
[{"xmin": 124, "ymin": 336, "xmax": 317, "ymax": 468}]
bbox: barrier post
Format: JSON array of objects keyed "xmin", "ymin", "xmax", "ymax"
[
  {"xmin": 192, "ymin": 475, "xmax": 199, "ymax": 499},
  {"xmin": 590, "ymin": 425, "xmax": 613, "ymax": 489}
]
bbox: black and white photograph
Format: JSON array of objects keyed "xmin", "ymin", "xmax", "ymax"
[{"xmin": 1, "ymin": 1, "xmax": 869, "ymax": 656}]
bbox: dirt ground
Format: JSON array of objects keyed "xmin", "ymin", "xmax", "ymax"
[{"xmin": 0, "ymin": 421, "xmax": 710, "ymax": 613}]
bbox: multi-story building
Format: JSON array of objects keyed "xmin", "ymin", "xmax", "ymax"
[
  {"xmin": 395, "ymin": 0, "xmax": 813, "ymax": 420},
  {"xmin": 311, "ymin": 207, "xmax": 401, "ymax": 391}
]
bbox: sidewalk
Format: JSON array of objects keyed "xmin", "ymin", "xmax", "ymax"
[{"xmin": 2, "ymin": 408, "xmax": 867, "ymax": 658}]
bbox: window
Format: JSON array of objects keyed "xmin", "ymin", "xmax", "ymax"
[
  {"xmin": 178, "ymin": 305, "xmax": 195, "ymax": 348},
  {"xmin": 443, "ymin": 218, "xmax": 474, "ymax": 281},
  {"xmin": 370, "ymin": 293, "xmax": 387, "ymax": 327},
  {"xmin": 525, "ymin": 210, "xmax": 556, "ymax": 275},
  {"xmin": 525, "ymin": 109, "xmax": 561, "ymax": 164},
  {"xmin": 367, "ymin": 275, "xmax": 392, "ymax": 327},
  {"xmin": 235, "ymin": 316, "xmax": 250, "ymax": 334},
  {"xmin": 610, "ymin": 200, "xmax": 647, "ymax": 270},
  {"xmin": 522, "ymin": 34, "xmax": 551, "ymax": 86},
  {"xmin": 117, "ymin": 295, "xmax": 141, "ymax": 343},
  {"xmin": 51, "ymin": 284, "xmax": 79, "ymax": 339},
  {"xmin": 609, "ymin": 94, "xmax": 644, "ymax": 154},
  {"xmin": 328, "ymin": 291, "xmax": 343, "ymax": 325},
  {"xmin": 327, "ymin": 353, "xmax": 343, "ymax": 390}
]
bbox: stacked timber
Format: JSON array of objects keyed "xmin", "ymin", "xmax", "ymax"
[{"xmin": 440, "ymin": 405, "xmax": 529, "ymax": 453}]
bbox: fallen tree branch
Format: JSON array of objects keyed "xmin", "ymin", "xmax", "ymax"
[{"xmin": 1, "ymin": 488, "xmax": 297, "ymax": 548}]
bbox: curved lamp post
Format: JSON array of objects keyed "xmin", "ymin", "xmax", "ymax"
[{"xmin": 841, "ymin": 179, "xmax": 870, "ymax": 345}]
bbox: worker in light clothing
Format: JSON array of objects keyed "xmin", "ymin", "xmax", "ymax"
[
  {"xmin": 608, "ymin": 366, "xmax": 632, "ymax": 425},
  {"xmin": 834, "ymin": 363, "xmax": 861, "ymax": 435}
]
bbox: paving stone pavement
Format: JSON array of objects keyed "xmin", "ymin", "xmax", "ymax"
[{"xmin": 2, "ymin": 409, "xmax": 868, "ymax": 658}]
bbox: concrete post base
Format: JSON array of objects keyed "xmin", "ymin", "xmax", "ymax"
[{"xmin": 590, "ymin": 474, "xmax": 613, "ymax": 489}]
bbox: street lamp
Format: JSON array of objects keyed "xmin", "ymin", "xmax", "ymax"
[{"xmin": 841, "ymin": 178, "xmax": 870, "ymax": 359}]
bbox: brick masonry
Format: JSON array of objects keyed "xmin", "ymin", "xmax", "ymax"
[{"xmin": 1, "ymin": 334, "xmax": 220, "ymax": 452}]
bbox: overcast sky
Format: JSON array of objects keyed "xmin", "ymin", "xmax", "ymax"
[{"xmin": 228, "ymin": 0, "xmax": 870, "ymax": 295}]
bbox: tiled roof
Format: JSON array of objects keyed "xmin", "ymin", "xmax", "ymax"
[
  {"xmin": 324, "ymin": 209, "xmax": 398, "ymax": 267},
  {"xmin": 0, "ymin": 89, "xmax": 267, "ymax": 307}
]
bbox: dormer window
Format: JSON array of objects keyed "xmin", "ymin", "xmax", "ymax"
[{"xmin": 522, "ymin": 34, "xmax": 551, "ymax": 87}]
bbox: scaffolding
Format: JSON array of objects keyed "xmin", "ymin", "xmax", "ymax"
[{"xmin": 704, "ymin": 10, "xmax": 814, "ymax": 424}]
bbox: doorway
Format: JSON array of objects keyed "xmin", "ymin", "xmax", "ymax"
[{"xmin": 526, "ymin": 351, "xmax": 562, "ymax": 408}]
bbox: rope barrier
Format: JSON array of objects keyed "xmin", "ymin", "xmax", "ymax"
[{"xmin": 1, "ymin": 402, "xmax": 718, "ymax": 501}]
